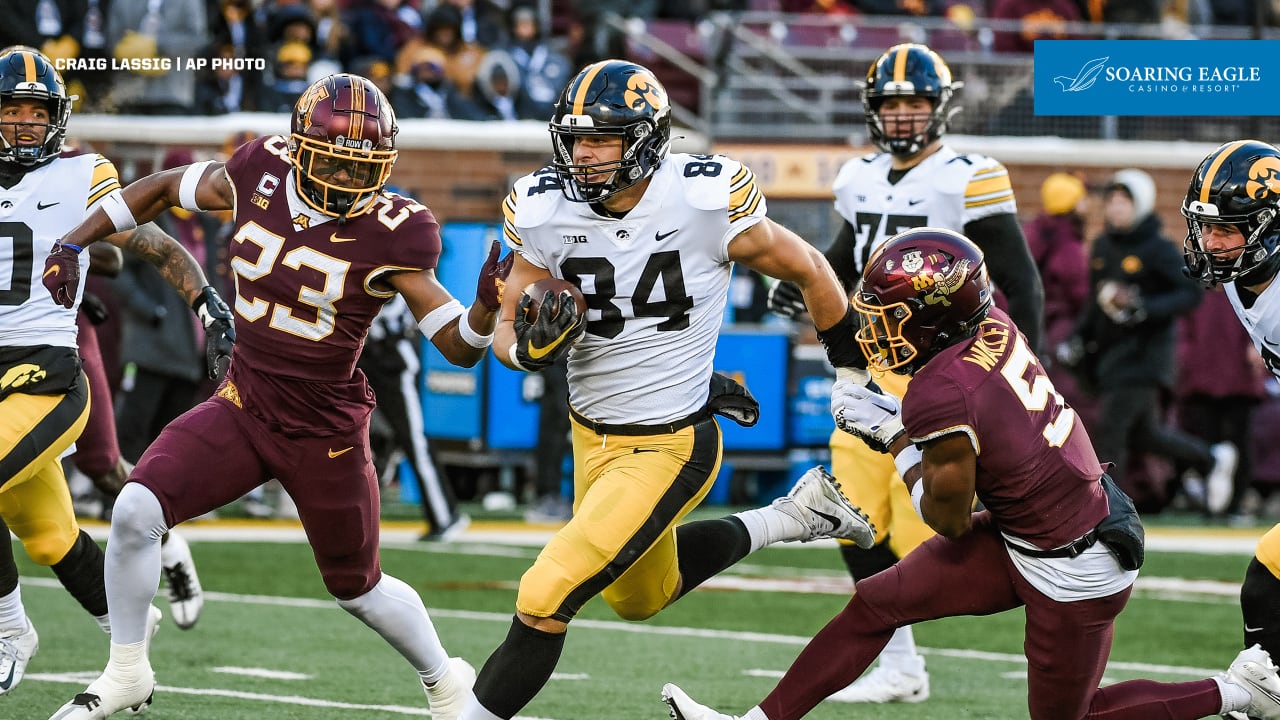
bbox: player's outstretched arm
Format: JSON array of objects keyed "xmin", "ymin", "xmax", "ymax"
[
  {"xmin": 64, "ymin": 162, "xmax": 234, "ymax": 251},
  {"xmin": 730, "ymin": 219, "xmax": 868, "ymax": 380},
  {"xmin": 394, "ymin": 242, "xmax": 512, "ymax": 368},
  {"xmin": 728, "ymin": 218, "xmax": 848, "ymax": 332}
]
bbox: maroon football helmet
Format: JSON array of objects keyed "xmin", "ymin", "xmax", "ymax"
[
  {"xmin": 854, "ymin": 228, "xmax": 993, "ymax": 374},
  {"xmin": 289, "ymin": 73, "xmax": 397, "ymax": 218}
]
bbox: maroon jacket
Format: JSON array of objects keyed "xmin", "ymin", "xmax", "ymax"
[
  {"xmin": 1176, "ymin": 286, "xmax": 1267, "ymax": 399},
  {"xmin": 1023, "ymin": 212, "xmax": 1090, "ymax": 350}
]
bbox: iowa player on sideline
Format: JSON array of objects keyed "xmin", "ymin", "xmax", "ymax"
[
  {"xmin": 766, "ymin": 43, "xmax": 1045, "ymax": 704},
  {"xmin": 1182, "ymin": 139, "xmax": 1280, "ymax": 720},
  {"xmin": 663, "ymin": 229, "xmax": 1280, "ymax": 720},
  {"xmin": 0, "ymin": 46, "xmax": 199, "ymax": 697},
  {"xmin": 41, "ymin": 72, "xmax": 509, "ymax": 720},
  {"xmin": 457, "ymin": 60, "xmax": 876, "ymax": 720}
]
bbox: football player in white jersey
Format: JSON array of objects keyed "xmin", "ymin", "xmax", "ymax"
[
  {"xmin": 1183, "ymin": 139, "xmax": 1280, "ymax": 719},
  {"xmin": 768, "ymin": 43, "xmax": 1045, "ymax": 704},
  {"xmin": 455, "ymin": 59, "xmax": 877, "ymax": 720},
  {"xmin": 0, "ymin": 47, "xmax": 227, "ymax": 698}
]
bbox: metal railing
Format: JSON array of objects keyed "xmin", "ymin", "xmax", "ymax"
[{"xmin": 613, "ymin": 12, "xmax": 1280, "ymax": 143}]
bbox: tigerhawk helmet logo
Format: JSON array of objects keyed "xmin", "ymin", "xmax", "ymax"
[
  {"xmin": 624, "ymin": 72, "xmax": 667, "ymax": 113},
  {"xmin": 1246, "ymin": 155, "xmax": 1280, "ymax": 200}
]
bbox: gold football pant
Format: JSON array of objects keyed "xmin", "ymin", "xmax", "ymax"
[
  {"xmin": 830, "ymin": 370, "xmax": 933, "ymax": 557},
  {"xmin": 516, "ymin": 414, "xmax": 721, "ymax": 622},
  {"xmin": 0, "ymin": 377, "xmax": 91, "ymax": 565}
]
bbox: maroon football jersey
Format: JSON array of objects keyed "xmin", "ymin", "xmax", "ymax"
[
  {"xmin": 903, "ymin": 307, "xmax": 1108, "ymax": 549},
  {"xmin": 218, "ymin": 135, "xmax": 442, "ymax": 430}
]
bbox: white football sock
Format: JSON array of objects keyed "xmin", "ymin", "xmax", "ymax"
[
  {"xmin": 0, "ymin": 586, "xmax": 26, "ymax": 634},
  {"xmin": 733, "ymin": 506, "xmax": 807, "ymax": 552},
  {"xmin": 105, "ymin": 484, "xmax": 169, "ymax": 645},
  {"xmin": 1215, "ymin": 674, "xmax": 1253, "ymax": 713},
  {"xmin": 337, "ymin": 573, "xmax": 449, "ymax": 675}
]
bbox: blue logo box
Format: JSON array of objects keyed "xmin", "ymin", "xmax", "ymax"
[{"xmin": 1034, "ymin": 40, "xmax": 1280, "ymax": 116}]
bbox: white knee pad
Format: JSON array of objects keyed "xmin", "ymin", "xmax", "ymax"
[{"xmin": 111, "ymin": 485, "xmax": 170, "ymax": 547}]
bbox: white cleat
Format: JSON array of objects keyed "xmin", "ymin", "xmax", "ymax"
[
  {"xmin": 424, "ymin": 657, "xmax": 476, "ymax": 720},
  {"xmin": 160, "ymin": 530, "xmax": 204, "ymax": 630},
  {"xmin": 47, "ymin": 667, "xmax": 155, "ymax": 720},
  {"xmin": 772, "ymin": 466, "xmax": 876, "ymax": 547},
  {"xmin": 1226, "ymin": 645, "xmax": 1280, "ymax": 720},
  {"xmin": 661, "ymin": 683, "xmax": 744, "ymax": 720},
  {"xmin": 827, "ymin": 664, "xmax": 930, "ymax": 704},
  {"xmin": 0, "ymin": 619, "xmax": 38, "ymax": 695}
]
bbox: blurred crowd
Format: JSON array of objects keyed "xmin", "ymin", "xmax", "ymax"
[
  {"xmin": 1027, "ymin": 169, "xmax": 1280, "ymax": 525},
  {"xmin": 2, "ymin": 0, "xmax": 1275, "ymax": 122}
]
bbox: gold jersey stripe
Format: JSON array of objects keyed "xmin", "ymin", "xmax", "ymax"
[
  {"xmin": 728, "ymin": 165, "xmax": 760, "ymax": 216},
  {"xmin": 970, "ymin": 164, "xmax": 1009, "ymax": 180},
  {"xmin": 729, "ymin": 189, "xmax": 763, "ymax": 222},
  {"xmin": 503, "ymin": 221, "xmax": 522, "ymax": 247},
  {"xmin": 85, "ymin": 179, "xmax": 122, "ymax": 208},
  {"xmin": 965, "ymin": 192, "xmax": 1015, "ymax": 209},
  {"xmin": 965, "ymin": 174, "xmax": 1013, "ymax": 198}
]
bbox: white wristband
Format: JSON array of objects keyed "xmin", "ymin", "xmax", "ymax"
[
  {"xmin": 457, "ymin": 308, "xmax": 494, "ymax": 349},
  {"xmin": 100, "ymin": 190, "xmax": 138, "ymax": 232},
  {"xmin": 417, "ymin": 299, "xmax": 464, "ymax": 340},
  {"xmin": 894, "ymin": 443, "xmax": 923, "ymax": 480},
  {"xmin": 507, "ymin": 343, "xmax": 530, "ymax": 371},
  {"xmin": 910, "ymin": 479, "xmax": 925, "ymax": 520},
  {"xmin": 178, "ymin": 160, "xmax": 214, "ymax": 211}
]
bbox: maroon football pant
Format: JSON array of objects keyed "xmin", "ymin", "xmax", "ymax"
[
  {"xmin": 758, "ymin": 511, "xmax": 1222, "ymax": 720},
  {"xmin": 71, "ymin": 313, "xmax": 120, "ymax": 477},
  {"xmin": 129, "ymin": 396, "xmax": 382, "ymax": 599}
]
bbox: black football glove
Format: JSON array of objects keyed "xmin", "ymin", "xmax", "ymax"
[
  {"xmin": 192, "ymin": 285, "xmax": 236, "ymax": 380},
  {"xmin": 766, "ymin": 279, "xmax": 806, "ymax": 319},
  {"xmin": 43, "ymin": 241, "xmax": 84, "ymax": 309},
  {"xmin": 513, "ymin": 289, "xmax": 585, "ymax": 371}
]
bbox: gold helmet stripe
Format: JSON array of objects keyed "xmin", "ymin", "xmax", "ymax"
[
  {"xmin": 349, "ymin": 76, "xmax": 365, "ymax": 141},
  {"xmin": 1200, "ymin": 140, "xmax": 1249, "ymax": 203},
  {"xmin": 571, "ymin": 61, "xmax": 609, "ymax": 116},
  {"xmin": 22, "ymin": 51, "xmax": 36, "ymax": 83},
  {"xmin": 893, "ymin": 45, "xmax": 909, "ymax": 83}
]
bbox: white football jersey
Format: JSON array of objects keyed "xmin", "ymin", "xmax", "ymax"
[
  {"xmin": 1225, "ymin": 279, "xmax": 1280, "ymax": 378},
  {"xmin": 504, "ymin": 154, "xmax": 766, "ymax": 424},
  {"xmin": 0, "ymin": 153, "xmax": 120, "ymax": 347},
  {"xmin": 831, "ymin": 145, "xmax": 1017, "ymax": 276}
]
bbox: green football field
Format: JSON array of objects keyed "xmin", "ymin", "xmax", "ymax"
[{"xmin": 1, "ymin": 519, "xmax": 1262, "ymax": 720}]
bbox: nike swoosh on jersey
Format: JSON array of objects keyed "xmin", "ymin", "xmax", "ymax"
[
  {"xmin": 527, "ymin": 325, "xmax": 578, "ymax": 360},
  {"xmin": 328, "ymin": 446, "xmax": 354, "ymax": 458},
  {"xmin": 655, "ymin": 229, "xmax": 678, "ymax": 242},
  {"xmin": 37, "ymin": 200, "xmax": 61, "ymax": 210},
  {"xmin": 330, "ymin": 233, "xmax": 358, "ymax": 243}
]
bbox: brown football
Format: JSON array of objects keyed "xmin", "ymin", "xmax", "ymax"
[{"xmin": 521, "ymin": 277, "xmax": 587, "ymax": 324}]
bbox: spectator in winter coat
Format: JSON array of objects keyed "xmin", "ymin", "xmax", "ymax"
[
  {"xmin": 1024, "ymin": 171, "xmax": 1094, "ymax": 425},
  {"xmin": 1067, "ymin": 168, "xmax": 1233, "ymax": 513}
]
